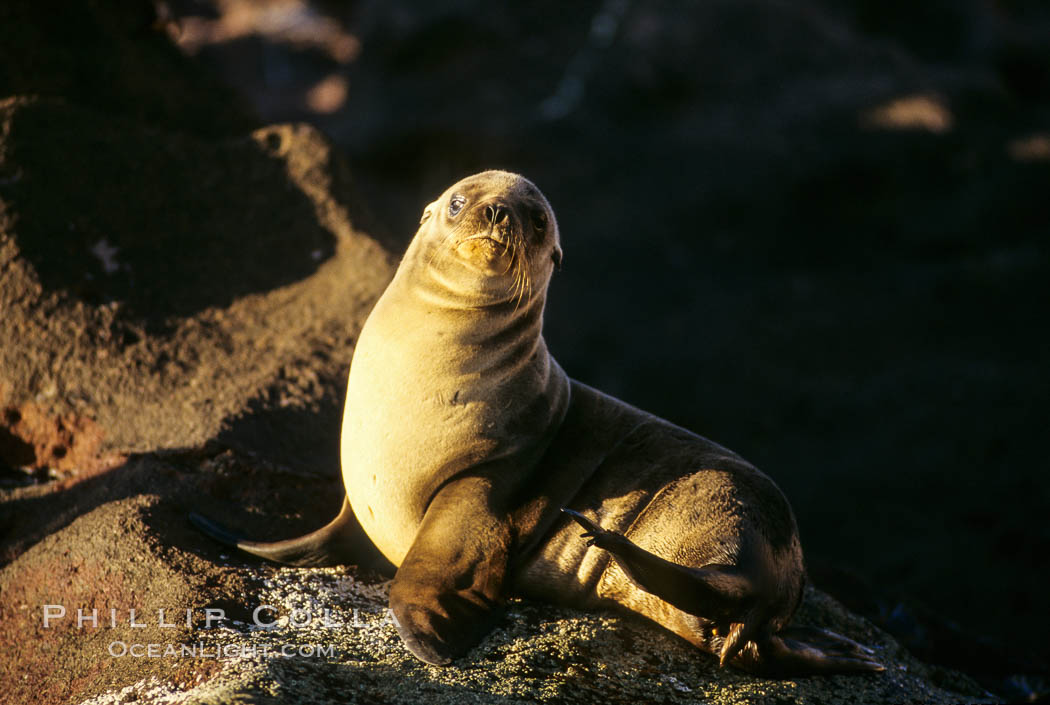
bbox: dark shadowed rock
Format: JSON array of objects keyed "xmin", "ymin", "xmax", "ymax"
[
  {"xmin": 0, "ymin": 0, "xmax": 255, "ymax": 136},
  {"xmin": 0, "ymin": 96, "xmax": 393, "ymax": 463}
]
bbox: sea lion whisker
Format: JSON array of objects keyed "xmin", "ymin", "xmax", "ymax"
[
  {"xmin": 512, "ymin": 245, "xmax": 530, "ymax": 310},
  {"xmin": 510, "ymin": 264, "xmax": 523, "ymax": 311},
  {"xmin": 499, "ymin": 241, "xmax": 516, "ymax": 276},
  {"xmin": 518, "ymin": 257, "xmax": 531, "ymax": 309}
]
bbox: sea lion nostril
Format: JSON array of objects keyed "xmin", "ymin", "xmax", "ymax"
[{"xmin": 485, "ymin": 204, "xmax": 508, "ymax": 225}]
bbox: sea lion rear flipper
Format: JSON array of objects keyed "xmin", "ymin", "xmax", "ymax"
[
  {"xmin": 189, "ymin": 498, "xmax": 391, "ymax": 571},
  {"xmin": 389, "ymin": 476, "xmax": 512, "ymax": 665},
  {"xmin": 564, "ymin": 511, "xmax": 884, "ymax": 674},
  {"xmin": 563, "ymin": 508, "xmax": 753, "ymax": 617},
  {"xmin": 737, "ymin": 625, "xmax": 885, "ymax": 676}
]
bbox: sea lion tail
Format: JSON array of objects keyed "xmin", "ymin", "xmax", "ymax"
[{"xmin": 189, "ymin": 497, "xmax": 378, "ymax": 568}]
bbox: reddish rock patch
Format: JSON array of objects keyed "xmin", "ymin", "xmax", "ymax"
[
  {"xmin": 0, "ymin": 399, "xmax": 121, "ymax": 479},
  {"xmin": 0, "ymin": 381, "xmax": 125, "ymax": 493},
  {"xmin": 0, "ymin": 493, "xmax": 248, "ymax": 705}
]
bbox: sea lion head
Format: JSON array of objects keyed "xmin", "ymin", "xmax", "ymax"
[{"xmin": 414, "ymin": 171, "xmax": 562, "ymax": 306}]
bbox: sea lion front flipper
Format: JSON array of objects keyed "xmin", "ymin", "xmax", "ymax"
[{"xmin": 389, "ymin": 476, "xmax": 513, "ymax": 665}]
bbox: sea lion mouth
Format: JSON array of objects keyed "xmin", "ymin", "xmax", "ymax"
[{"xmin": 460, "ymin": 231, "xmax": 511, "ymax": 248}]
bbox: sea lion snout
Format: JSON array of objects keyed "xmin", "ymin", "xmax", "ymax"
[
  {"xmin": 451, "ymin": 197, "xmax": 527, "ymax": 272},
  {"xmin": 468, "ymin": 198, "xmax": 518, "ymax": 245}
]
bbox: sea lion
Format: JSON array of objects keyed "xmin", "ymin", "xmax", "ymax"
[{"xmin": 191, "ymin": 170, "xmax": 882, "ymax": 675}]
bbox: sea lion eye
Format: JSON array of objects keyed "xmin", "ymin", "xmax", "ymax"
[
  {"xmin": 531, "ymin": 210, "xmax": 548, "ymax": 232},
  {"xmin": 449, "ymin": 196, "xmax": 466, "ymax": 217}
]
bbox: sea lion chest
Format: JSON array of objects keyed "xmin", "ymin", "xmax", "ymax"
[{"xmin": 339, "ymin": 277, "xmax": 559, "ymax": 567}]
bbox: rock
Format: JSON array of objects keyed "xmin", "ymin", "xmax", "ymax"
[
  {"xmin": 0, "ymin": 95, "xmax": 393, "ymax": 464},
  {"xmin": 2, "ymin": 449, "xmax": 991, "ymax": 705},
  {"xmin": 0, "ymin": 462, "xmax": 249, "ymax": 705},
  {"xmin": 0, "ymin": 0, "xmax": 255, "ymax": 136}
]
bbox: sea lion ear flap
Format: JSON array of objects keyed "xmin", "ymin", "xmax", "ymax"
[
  {"xmin": 551, "ymin": 246, "xmax": 563, "ymax": 271},
  {"xmin": 419, "ymin": 206, "xmax": 433, "ymax": 225}
]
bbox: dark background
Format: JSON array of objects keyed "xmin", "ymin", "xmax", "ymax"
[{"xmin": 162, "ymin": 0, "xmax": 1050, "ymax": 678}]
